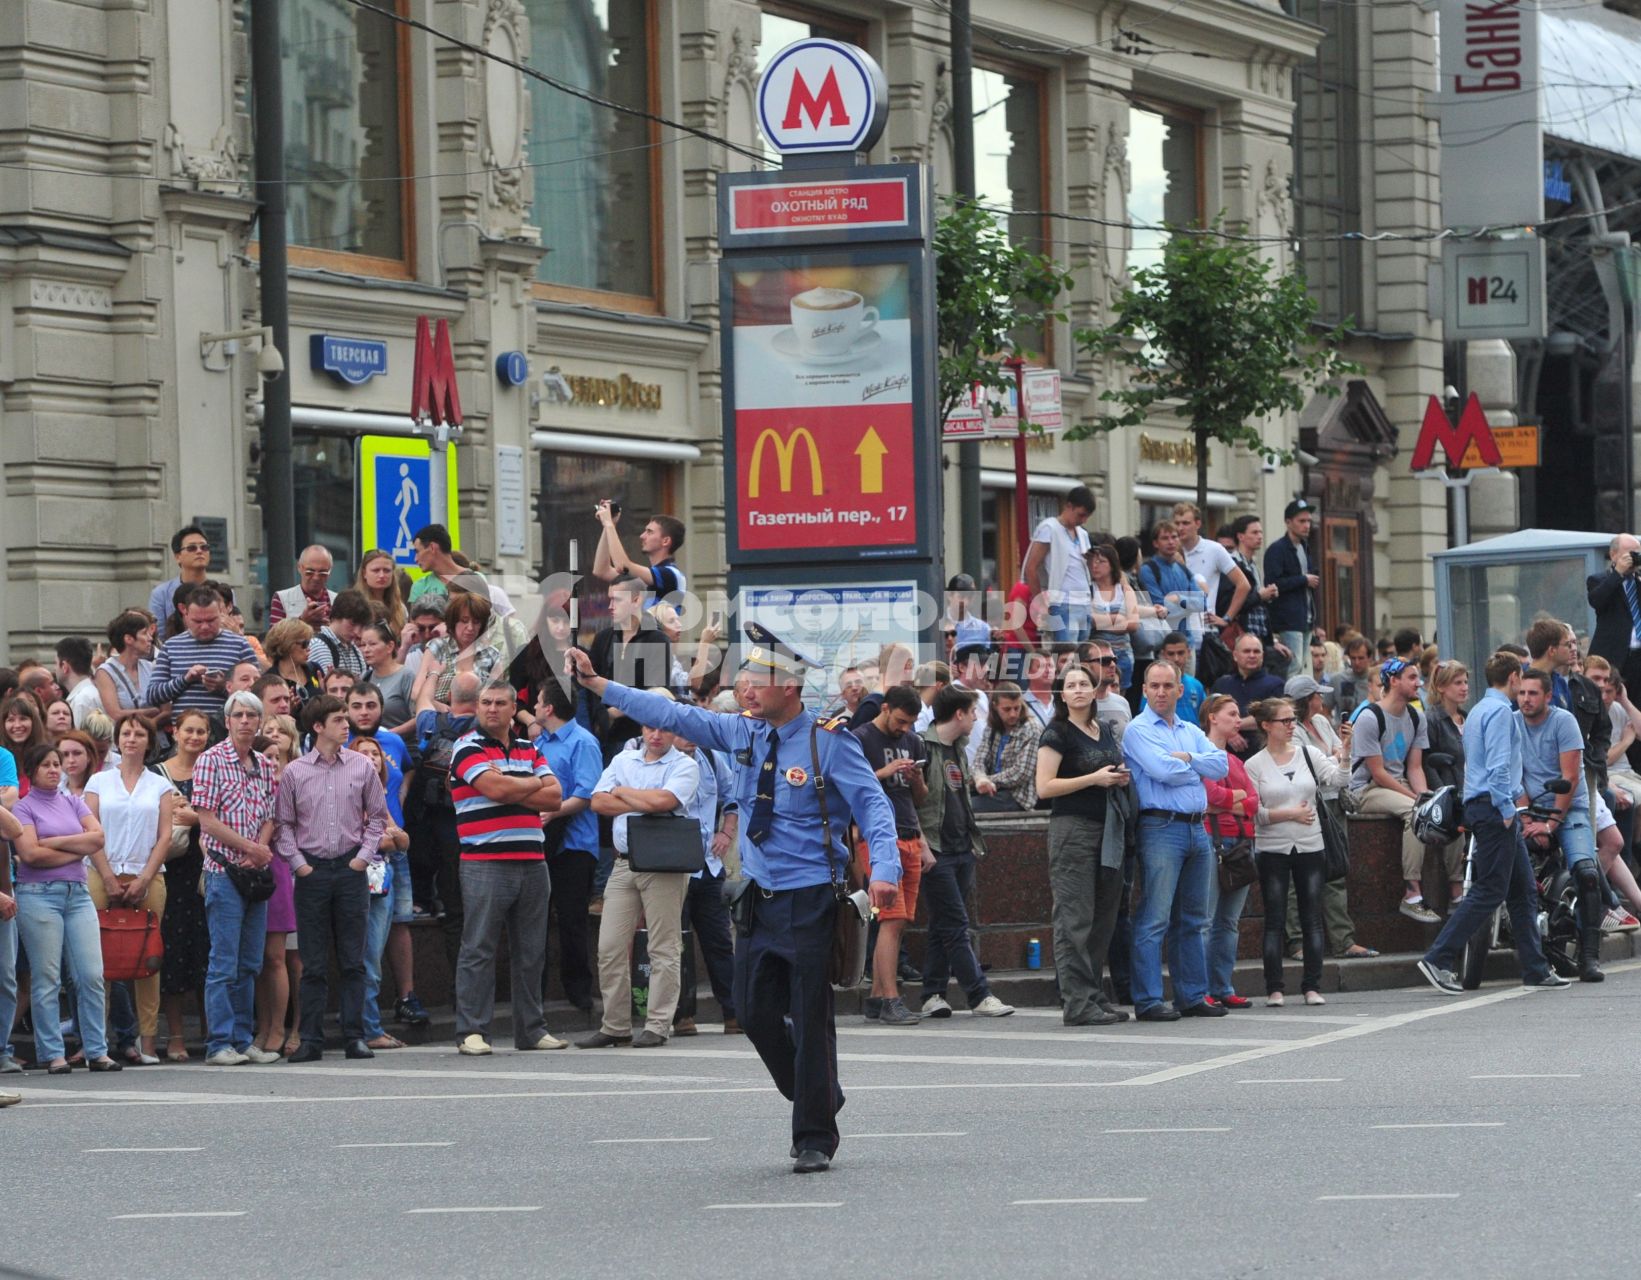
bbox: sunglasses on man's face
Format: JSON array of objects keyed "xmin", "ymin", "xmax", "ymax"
[{"xmin": 1097, "ymin": 656, "xmax": 1118, "ymax": 666}]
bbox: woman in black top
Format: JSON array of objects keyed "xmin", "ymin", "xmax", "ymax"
[
  {"xmin": 1034, "ymin": 663, "xmax": 1132, "ymax": 1027},
  {"xmin": 1425, "ymin": 660, "xmax": 1469, "ymax": 792}
]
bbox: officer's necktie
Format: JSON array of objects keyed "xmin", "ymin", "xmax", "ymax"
[
  {"xmin": 1624, "ymin": 574, "xmax": 1641, "ymax": 642},
  {"xmin": 747, "ymin": 733, "xmax": 779, "ymax": 847}
]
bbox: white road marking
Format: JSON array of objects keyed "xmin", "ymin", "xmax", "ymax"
[
  {"xmin": 1236, "ymin": 1078, "xmax": 1343, "ymax": 1085},
  {"xmin": 1102, "ymin": 1127, "xmax": 1230, "ymax": 1134},
  {"xmin": 1317, "ymin": 1194, "xmax": 1459, "ymax": 1202},
  {"xmin": 849, "ymin": 1131, "xmax": 967, "ymax": 1139},
  {"xmin": 705, "ymin": 1203, "xmax": 843, "ymax": 1211},
  {"xmin": 1371, "ymin": 1122, "xmax": 1504, "ymax": 1130},
  {"xmin": 644, "ymin": 1043, "xmax": 1178, "ymax": 1068},
  {"xmin": 1470, "ymin": 1073, "xmax": 1580, "ymax": 1080},
  {"xmin": 166, "ymin": 1063, "xmax": 724, "ymax": 1086},
  {"xmin": 112, "ymin": 1211, "xmax": 245, "ymax": 1220},
  {"xmin": 1011, "ymin": 1198, "xmax": 1148, "ymax": 1206},
  {"xmin": 1118, "ymin": 977, "xmax": 1584, "ymax": 1089},
  {"xmin": 591, "ymin": 1137, "xmax": 712, "ymax": 1144},
  {"xmin": 403, "ymin": 1206, "xmax": 541, "ymax": 1215},
  {"xmin": 84, "ymin": 1146, "xmax": 204, "ymax": 1154},
  {"xmin": 840, "ymin": 1025, "xmax": 1279, "ymax": 1049},
  {"xmin": 335, "ymin": 1141, "xmax": 455, "ymax": 1148}
]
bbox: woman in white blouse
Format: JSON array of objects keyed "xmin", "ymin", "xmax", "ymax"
[
  {"xmin": 1245, "ymin": 697, "xmax": 1348, "ymax": 1007},
  {"xmin": 84, "ymin": 717, "xmax": 175, "ymax": 1065}
]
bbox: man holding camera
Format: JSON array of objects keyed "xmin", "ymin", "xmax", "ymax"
[{"xmin": 1587, "ymin": 534, "xmax": 1641, "ymax": 695}]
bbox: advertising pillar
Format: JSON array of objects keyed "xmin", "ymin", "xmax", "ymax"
[{"xmin": 719, "ymin": 40, "xmax": 944, "ymax": 695}]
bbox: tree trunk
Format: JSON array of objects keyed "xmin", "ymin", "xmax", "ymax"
[{"xmin": 1195, "ymin": 424, "xmax": 1209, "ymax": 515}]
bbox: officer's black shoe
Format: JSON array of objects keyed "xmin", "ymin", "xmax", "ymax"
[{"xmin": 793, "ymin": 1149, "xmax": 831, "ymax": 1174}]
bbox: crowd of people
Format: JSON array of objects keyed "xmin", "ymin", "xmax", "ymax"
[{"xmin": 5, "ymin": 498, "xmax": 1641, "ymax": 1115}]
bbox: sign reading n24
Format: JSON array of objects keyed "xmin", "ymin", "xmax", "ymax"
[{"xmin": 756, "ymin": 39, "xmax": 888, "ymax": 155}]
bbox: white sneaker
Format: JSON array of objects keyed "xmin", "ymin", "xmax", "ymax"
[
  {"xmin": 522, "ymin": 1033, "xmax": 568, "ymax": 1051},
  {"xmin": 1303, "ymin": 991, "xmax": 1326, "ymax": 1006},
  {"xmin": 1601, "ymin": 907, "xmax": 1640, "ymax": 934},
  {"xmin": 920, "ymin": 995, "xmax": 953, "ymax": 1019},
  {"xmin": 971, "ymin": 995, "xmax": 1015, "ymax": 1017},
  {"xmin": 1266, "ymin": 991, "xmax": 1285, "ymax": 1007},
  {"xmin": 242, "ymin": 1047, "xmax": 282, "ymax": 1065},
  {"xmin": 457, "ymin": 1034, "xmax": 493, "ymax": 1056},
  {"xmin": 0, "ymin": 1091, "xmax": 20, "ymax": 1108},
  {"xmin": 205, "ymin": 1049, "xmax": 248, "ymax": 1066}
]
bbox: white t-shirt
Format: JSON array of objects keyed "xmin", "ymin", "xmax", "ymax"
[
  {"xmin": 1031, "ymin": 518, "xmax": 1092, "ymax": 604},
  {"xmin": 1183, "ymin": 538, "xmax": 1238, "ymax": 617},
  {"xmin": 67, "ymin": 678, "xmax": 102, "ymax": 728},
  {"xmin": 85, "ymin": 768, "xmax": 172, "ymax": 876}
]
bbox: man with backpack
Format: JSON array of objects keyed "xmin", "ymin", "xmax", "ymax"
[
  {"xmin": 415, "ymin": 670, "xmax": 481, "ymax": 984},
  {"xmin": 310, "ymin": 589, "xmax": 372, "ymax": 680},
  {"xmin": 1349, "ymin": 658, "xmax": 1437, "ymax": 923}
]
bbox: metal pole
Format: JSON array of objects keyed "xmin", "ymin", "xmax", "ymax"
[
  {"xmin": 1010, "ymin": 359, "xmax": 1030, "ymax": 561},
  {"xmin": 1448, "ymin": 472, "xmax": 1470, "ymax": 547},
  {"xmin": 251, "ymin": 0, "xmax": 294, "ymax": 593},
  {"xmin": 951, "ymin": 0, "xmax": 983, "ymax": 583}
]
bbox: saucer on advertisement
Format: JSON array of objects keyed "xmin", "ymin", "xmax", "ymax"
[{"xmin": 770, "ymin": 327, "xmax": 882, "ymax": 366}]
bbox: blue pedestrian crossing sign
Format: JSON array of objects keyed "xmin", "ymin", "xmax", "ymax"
[{"xmin": 359, "ymin": 436, "xmax": 459, "ymax": 571}]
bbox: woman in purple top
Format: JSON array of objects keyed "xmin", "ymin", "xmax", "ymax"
[{"xmin": 10, "ymin": 743, "xmax": 121, "ymax": 1073}]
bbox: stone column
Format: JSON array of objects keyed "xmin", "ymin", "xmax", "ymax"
[{"xmin": 1465, "ymin": 340, "xmax": 1522, "ymax": 543}]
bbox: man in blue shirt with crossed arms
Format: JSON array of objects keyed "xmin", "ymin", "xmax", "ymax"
[
  {"xmin": 1418, "ymin": 652, "xmax": 1571, "ymax": 994},
  {"xmin": 1123, "ymin": 659, "xmax": 1229, "ymax": 1021},
  {"xmin": 568, "ymin": 625, "xmax": 901, "ymax": 1174}
]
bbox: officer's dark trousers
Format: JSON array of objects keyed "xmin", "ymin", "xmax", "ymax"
[{"xmin": 735, "ymin": 884, "xmax": 842, "ymax": 1157}]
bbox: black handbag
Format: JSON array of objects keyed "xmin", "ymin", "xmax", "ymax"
[
  {"xmin": 625, "ymin": 814, "xmax": 706, "ymax": 874},
  {"xmin": 1214, "ymin": 834, "xmax": 1258, "ymax": 894},
  {"xmin": 1300, "ymin": 746, "xmax": 1351, "ymax": 883},
  {"xmin": 204, "ymin": 846, "xmax": 275, "ymax": 903}
]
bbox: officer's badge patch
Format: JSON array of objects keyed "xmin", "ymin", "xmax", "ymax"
[{"xmin": 785, "ymin": 766, "xmax": 809, "ymax": 787}]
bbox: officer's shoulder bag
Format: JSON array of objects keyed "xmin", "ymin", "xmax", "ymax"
[{"xmin": 812, "ymin": 720, "xmax": 871, "ymax": 991}]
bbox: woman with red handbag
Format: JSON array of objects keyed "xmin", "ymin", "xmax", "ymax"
[
  {"xmin": 85, "ymin": 718, "xmax": 174, "ymax": 1065},
  {"xmin": 1200, "ymin": 695, "xmax": 1261, "ymax": 1010}
]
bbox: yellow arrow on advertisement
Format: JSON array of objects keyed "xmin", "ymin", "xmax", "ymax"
[{"xmin": 856, "ymin": 426, "xmax": 887, "ymax": 494}]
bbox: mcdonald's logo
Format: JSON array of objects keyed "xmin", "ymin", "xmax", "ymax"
[
  {"xmin": 748, "ymin": 427, "xmax": 823, "ymax": 498},
  {"xmin": 410, "ymin": 315, "xmax": 463, "ymax": 428}
]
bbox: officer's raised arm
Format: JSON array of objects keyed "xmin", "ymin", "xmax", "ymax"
[{"xmin": 566, "ymin": 647, "xmax": 749, "ymax": 754}]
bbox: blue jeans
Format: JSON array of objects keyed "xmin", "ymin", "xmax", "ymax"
[
  {"xmin": 0, "ymin": 912, "xmax": 17, "ymax": 1060},
  {"xmin": 203, "ymin": 871, "xmax": 268, "ymax": 1055},
  {"xmin": 1112, "ymin": 649, "xmax": 1134, "ymax": 691},
  {"xmin": 15, "ymin": 881, "xmax": 107, "ymax": 1062},
  {"xmin": 1048, "ymin": 601, "xmax": 1092, "ymax": 645},
  {"xmin": 1425, "ymin": 799, "xmax": 1550, "ymax": 981},
  {"xmin": 362, "ymin": 889, "xmax": 392, "ymax": 1040},
  {"xmin": 1558, "ymin": 809, "xmax": 1596, "ymax": 869},
  {"xmin": 1278, "ymin": 631, "xmax": 1307, "ymax": 677},
  {"xmin": 1198, "ymin": 867, "xmax": 1250, "ymax": 1001},
  {"xmin": 1131, "ymin": 816, "xmax": 1212, "ymax": 1011}
]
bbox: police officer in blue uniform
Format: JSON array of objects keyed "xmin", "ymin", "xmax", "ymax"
[{"xmin": 568, "ymin": 626, "xmax": 901, "ymax": 1173}]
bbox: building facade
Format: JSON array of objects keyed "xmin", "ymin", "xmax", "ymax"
[{"xmin": 0, "ymin": 0, "xmax": 1448, "ymax": 662}]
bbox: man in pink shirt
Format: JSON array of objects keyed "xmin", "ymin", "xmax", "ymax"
[{"xmin": 273, "ymin": 694, "xmax": 389, "ymax": 1063}]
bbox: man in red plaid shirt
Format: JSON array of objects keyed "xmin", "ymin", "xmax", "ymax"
[{"xmin": 193, "ymin": 690, "xmax": 280, "ymax": 1066}]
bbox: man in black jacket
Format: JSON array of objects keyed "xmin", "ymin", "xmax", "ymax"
[
  {"xmin": 1587, "ymin": 534, "xmax": 1641, "ymax": 692},
  {"xmin": 1263, "ymin": 499, "xmax": 1318, "ymax": 676}
]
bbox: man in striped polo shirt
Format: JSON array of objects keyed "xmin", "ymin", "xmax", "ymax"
[
  {"xmin": 143, "ymin": 584, "xmax": 256, "ymax": 724},
  {"xmin": 450, "ymin": 682, "xmax": 565, "ymax": 1055}
]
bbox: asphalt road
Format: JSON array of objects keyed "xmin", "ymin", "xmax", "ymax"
[{"xmin": 4, "ymin": 962, "xmax": 1640, "ymax": 1280}]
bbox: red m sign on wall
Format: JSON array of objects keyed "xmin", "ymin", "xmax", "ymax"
[
  {"xmin": 410, "ymin": 316, "xmax": 463, "ymax": 427},
  {"xmin": 1410, "ymin": 392, "xmax": 1501, "ymax": 470}
]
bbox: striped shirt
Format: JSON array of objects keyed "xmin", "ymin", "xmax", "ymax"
[
  {"xmin": 310, "ymin": 626, "xmax": 367, "ymax": 678},
  {"xmin": 143, "ymin": 630, "xmax": 257, "ymax": 717},
  {"xmin": 450, "ymin": 731, "xmax": 553, "ymax": 861},
  {"xmin": 191, "ymin": 738, "xmax": 278, "ymax": 871}
]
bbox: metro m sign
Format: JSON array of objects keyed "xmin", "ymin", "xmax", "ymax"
[
  {"xmin": 410, "ymin": 315, "xmax": 462, "ymax": 427},
  {"xmin": 1411, "ymin": 393, "xmax": 1502, "ymax": 471},
  {"xmin": 756, "ymin": 39, "xmax": 887, "ymax": 156}
]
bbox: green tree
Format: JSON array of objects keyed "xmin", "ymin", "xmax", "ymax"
[
  {"xmin": 1072, "ymin": 218, "xmax": 1359, "ymax": 511},
  {"xmin": 935, "ymin": 196, "xmax": 1073, "ymax": 426}
]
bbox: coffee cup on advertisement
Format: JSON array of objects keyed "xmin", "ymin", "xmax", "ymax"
[{"xmin": 789, "ymin": 287, "xmax": 877, "ymax": 358}]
